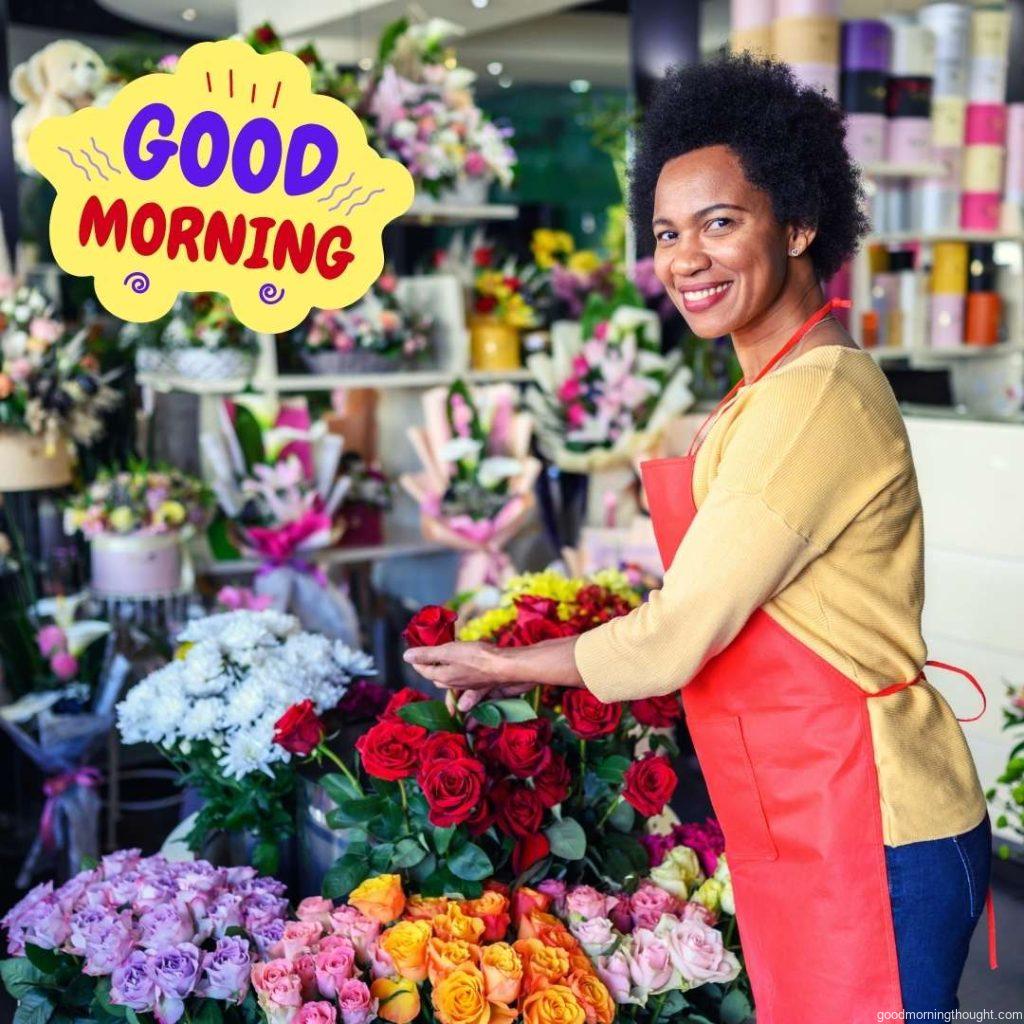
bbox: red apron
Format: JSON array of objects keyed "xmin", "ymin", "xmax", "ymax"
[{"xmin": 640, "ymin": 299, "xmax": 995, "ymax": 1023}]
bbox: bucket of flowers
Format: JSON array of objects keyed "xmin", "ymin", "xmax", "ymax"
[
  {"xmin": 469, "ymin": 253, "xmax": 536, "ymax": 372},
  {"xmin": 63, "ymin": 463, "xmax": 211, "ymax": 597},
  {"xmin": 295, "ymin": 272, "xmax": 436, "ymax": 375},
  {"xmin": 399, "ymin": 382, "xmax": 540, "ymax": 593},
  {"xmin": 0, "ymin": 282, "xmax": 119, "ymax": 490}
]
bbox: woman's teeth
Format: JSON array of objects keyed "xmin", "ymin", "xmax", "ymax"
[{"xmin": 686, "ymin": 283, "xmax": 730, "ymax": 300}]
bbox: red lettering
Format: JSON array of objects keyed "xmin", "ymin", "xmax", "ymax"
[
  {"xmin": 166, "ymin": 205, "xmax": 204, "ymax": 262},
  {"xmin": 130, "ymin": 202, "xmax": 166, "ymax": 256},
  {"xmin": 203, "ymin": 211, "xmax": 247, "ymax": 264},
  {"xmin": 78, "ymin": 196, "xmax": 127, "ymax": 249},
  {"xmin": 272, "ymin": 220, "xmax": 315, "ymax": 273},
  {"xmin": 315, "ymin": 225, "xmax": 354, "ymax": 280},
  {"xmin": 243, "ymin": 216, "xmax": 275, "ymax": 269}
]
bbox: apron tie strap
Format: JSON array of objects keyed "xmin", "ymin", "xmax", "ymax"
[
  {"xmin": 986, "ymin": 886, "xmax": 998, "ymax": 970},
  {"xmin": 924, "ymin": 659, "xmax": 987, "ymax": 722}
]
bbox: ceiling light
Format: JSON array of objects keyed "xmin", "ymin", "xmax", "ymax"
[
  {"xmin": 358, "ymin": 57, "xmax": 373, "ymax": 71},
  {"xmin": 487, "ymin": 61, "xmax": 503, "ymax": 76},
  {"xmin": 498, "ymin": 76, "xmax": 513, "ymax": 89},
  {"xmin": 570, "ymin": 79, "xmax": 591, "ymax": 94},
  {"xmin": 471, "ymin": 0, "xmax": 489, "ymax": 9},
  {"xmin": 181, "ymin": 7, "xmax": 197, "ymax": 20}
]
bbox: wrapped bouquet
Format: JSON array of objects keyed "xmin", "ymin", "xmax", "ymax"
[
  {"xmin": 116, "ymin": 609, "xmax": 374, "ymax": 873},
  {"xmin": 399, "ymin": 382, "xmax": 540, "ymax": 593}
]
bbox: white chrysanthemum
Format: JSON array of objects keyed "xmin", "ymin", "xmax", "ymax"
[
  {"xmin": 147, "ymin": 689, "xmax": 190, "ymax": 745},
  {"xmin": 332, "ymin": 643, "xmax": 375, "ymax": 678},
  {"xmin": 182, "ymin": 641, "xmax": 225, "ymax": 683},
  {"xmin": 221, "ymin": 677, "xmax": 272, "ymax": 730},
  {"xmin": 179, "ymin": 698, "xmax": 223, "ymax": 741},
  {"xmin": 218, "ymin": 716, "xmax": 285, "ymax": 780}
]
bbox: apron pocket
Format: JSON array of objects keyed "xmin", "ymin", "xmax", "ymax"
[{"xmin": 688, "ymin": 714, "xmax": 779, "ymax": 862}]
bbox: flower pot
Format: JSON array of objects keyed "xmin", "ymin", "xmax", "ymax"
[
  {"xmin": 0, "ymin": 429, "xmax": 73, "ymax": 491},
  {"xmin": 171, "ymin": 348, "xmax": 255, "ymax": 380},
  {"xmin": 90, "ymin": 532, "xmax": 184, "ymax": 597},
  {"xmin": 134, "ymin": 348, "xmax": 176, "ymax": 375},
  {"xmin": 300, "ymin": 349, "xmax": 399, "ymax": 375},
  {"xmin": 470, "ymin": 318, "xmax": 521, "ymax": 371}
]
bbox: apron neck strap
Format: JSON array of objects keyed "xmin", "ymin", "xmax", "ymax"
[{"xmin": 687, "ymin": 297, "xmax": 851, "ymax": 458}]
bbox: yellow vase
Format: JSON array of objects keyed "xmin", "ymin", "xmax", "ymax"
[{"xmin": 470, "ymin": 318, "xmax": 521, "ymax": 371}]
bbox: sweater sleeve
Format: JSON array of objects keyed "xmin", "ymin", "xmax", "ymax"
[{"xmin": 574, "ymin": 352, "xmax": 905, "ymax": 702}]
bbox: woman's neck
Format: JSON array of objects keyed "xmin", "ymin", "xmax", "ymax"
[{"xmin": 730, "ymin": 280, "xmax": 828, "ymax": 382}]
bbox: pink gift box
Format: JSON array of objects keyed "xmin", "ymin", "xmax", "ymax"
[
  {"xmin": 964, "ymin": 103, "xmax": 1007, "ymax": 146},
  {"xmin": 960, "ymin": 191, "xmax": 1002, "ymax": 230},
  {"xmin": 1005, "ymin": 104, "xmax": 1024, "ymax": 193},
  {"xmin": 845, "ymin": 113, "xmax": 886, "ymax": 163},
  {"xmin": 886, "ymin": 117, "xmax": 931, "ymax": 164},
  {"xmin": 790, "ymin": 62, "xmax": 839, "ymax": 98},
  {"xmin": 929, "ymin": 294, "xmax": 965, "ymax": 349}
]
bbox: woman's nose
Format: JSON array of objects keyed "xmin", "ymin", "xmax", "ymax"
[{"xmin": 669, "ymin": 243, "xmax": 711, "ymax": 278}]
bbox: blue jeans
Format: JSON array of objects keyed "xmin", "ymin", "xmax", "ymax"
[{"xmin": 885, "ymin": 813, "xmax": 992, "ymax": 1012}]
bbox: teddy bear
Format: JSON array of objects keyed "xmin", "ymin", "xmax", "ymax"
[{"xmin": 10, "ymin": 40, "xmax": 108, "ymax": 174}]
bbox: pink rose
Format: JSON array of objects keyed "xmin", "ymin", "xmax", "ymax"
[
  {"xmin": 295, "ymin": 1003, "xmax": 337, "ymax": 1024},
  {"xmin": 566, "ymin": 403, "xmax": 586, "ymax": 429},
  {"xmin": 366, "ymin": 940, "xmax": 396, "ymax": 980},
  {"xmin": 315, "ymin": 941, "xmax": 356, "ymax": 999},
  {"xmin": 681, "ymin": 901, "xmax": 715, "ymax": 926},
  {"xmin": 275, "ymin": 920, "xmax": 324, "ymax": 961},
  {"xmin": 536, "ymin": 879, "xmax": 567, "ymax": 915},
  {"xmin": 569, "ymin": 917, "xmax": 617, "ymax": 957},
  {"xmin": 626, "ymin": 929, "xmax": 676, "ymax": 997},
  {"xmin": 595, "ymin": 949, "xmax": 633, "ymax": 1005},
  {"xmin": 658, "ymin": 917, "xmax": 740, "ymax": 985},
  {"xmin": 29, "ymin": 317, "xmax": 62, "ymax": 343},
  {"xmin": 609, "ymin": 895, "xmax": 633, "ymax": 934},
  {"xmin": 265, "ymin": 973, "xmax": 303, "ymax": 1009},
  {"xmin": 565, "ymin": 885, "xmax": 618, "ymax": 922},
  {"xmin": 337, "ymin": 978, "xmax": 378, "ymax": 1024},
  {"xmin": 296, "ymin": 897, "xmax": 335, "ymax": 928},
  {"xmin": 329, "ymin": 906, "xmax": 379, "ymax": 962},
  {"xmin": 252, "ymin": 959, "xmax": 297, "ymax": 994},
  {"xmin": 630, "ymin": 882, "xmax": 684, "ymax": 931},
  {"xmin": 295, "ymin": 952, "xmax": 318, "ymax": 1000},
  {"xmin": 50, "ymin": 651, "xmax": 79, "ymax": 681},
  {"xmin": 465, "ymin": 151, "xmax": 488, "ymax": 177}
]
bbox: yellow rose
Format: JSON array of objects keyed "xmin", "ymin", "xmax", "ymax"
[
  {"xmin": 433, "ymin": 903, "xmax": 486, "ymax": 944},
  {"xmin": 649, "ymin": 844, "xmax": 704, "ymax": 899},
  {"xmin": 515, "ymin": 940, "xmax": 570, "ymax": 994},
  {"xmin": 480, "ymin": 942, "xmax": 522, "ymax": 1004},
  {"xmin": 427, "ymin": 937, "xmax": 480, "ymax": 987},
  {"xmin": 108, "ymin": 506, "xmax": 136, "ymax": 533},
  {"xmin": 567, "ymin": 970, "xmax": 615, "ymax": 1024},
  {"xmin": 522, "ymin": 984, "xmax": 586, "ymax": 1024},
  {"xmin": 405, "ymin": 895, "xmax": 450, "ymax": 922},
  {"xmin": 154, "ymin": 500, "xmax": 187, "ymax": 527},
  {"xmin": 371, "ymin": 977, "xmax": 421, "ymax": 1024},
  {"xmin": 567, "ymin": 250, "xmax": 601, "ymax": 274},
  {"xmin": 714, "ymin": 853, "xmax": 735, "ymax": 915},
  {"xmin": 431, "ymin": 963, "xmax": 490, "ymax": 1024},
  {"xmin": 350, "ymin": 874, "xmax": 406, "ymax": 924},
  {"xmin": 380, "ymin": 919, "xmax": 432, "ymax": 982},
  {"xmin": 691, "ymin": 878, "xmax": 723, "ymax": 914}
]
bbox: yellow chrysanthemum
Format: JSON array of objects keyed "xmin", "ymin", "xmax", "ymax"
[
  {"xmin": 458, "ymin": 606, "xmax": 518, "ymax": 642},
  {"xmin": 567, "ymin": 250, "xmax": 601, "ymax": 274}
]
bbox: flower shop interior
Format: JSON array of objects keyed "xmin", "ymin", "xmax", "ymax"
[{"xmin": 1, "ymin": 0, "xmax": 1023, "ymax": 1020}]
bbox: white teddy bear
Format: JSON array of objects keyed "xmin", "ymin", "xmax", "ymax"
[{"xmin": 10, "ymin": 40, "xmax": 108, "ymax": 174}]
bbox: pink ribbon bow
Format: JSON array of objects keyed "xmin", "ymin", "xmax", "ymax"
[{"xmin": 41, "ymin": 767, "xmax": 101, "ymax": 851}]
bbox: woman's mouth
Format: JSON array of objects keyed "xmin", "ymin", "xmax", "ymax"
[{"xmin": 680, "ymin": 281, "xmax": 732, "ymax": 313}]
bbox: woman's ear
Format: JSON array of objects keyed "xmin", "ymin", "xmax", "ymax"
[{"xmin": 786, "ymin": 223, "xmax": 817, "ymax": 258}]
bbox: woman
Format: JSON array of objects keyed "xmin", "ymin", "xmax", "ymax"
[{"xmin": 405, "ymin": 54, "xmax": 993, "ymax": 1022}]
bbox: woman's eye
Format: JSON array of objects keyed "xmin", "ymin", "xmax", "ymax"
[
  {"xmin": 706, "ymin": 217, "xmax": 733, "ymax": 231},
  {"xmin": 655, "ymin": 230, "xmax": 677, "ymax": 243}
]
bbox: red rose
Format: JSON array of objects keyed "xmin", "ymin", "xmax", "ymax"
[
  {"xmin": 533, "ymin": 754, "xmax": 571, "ymax": 808},
  {"xmin": 469, "ymin": 725, "xmax": 503, "ymax": 767},
  {"xmin": 484, "ymin": 880, "xmax": 511, "ymax": 898},
  {"xmin": 495, "ymin": 719, "xmax": 552, "ymax": 778},
  {"xmin": 562, "ymin": 689, "xmax": 623, "ymax": 739},
  {"xmin": 401, "ymin": 605, "xmax": 457, "ymax": 648},
  {"xmin": 466, "ymin": 794, "xmax": 496, "ymax": 836},
  {"xmin": 631, "ymin": 694, "xmax": 684, "ymax": 728},
  {"xmin": 497, "ymin": 617, "xmax": 577, "ymax": 648},
  {"xmin": 475, "ymin": 295, "xmax": 498, "ymax": 315},
  {"xmin": 355, "ymin": 720, "xmax": 427, "ymax": 781},
  {"xmin": 512, "ymin": 834, "xmax": 551, "ymax": 876},
  {"xmin": 418, "ymin": 731, "xmax": 471, "ymax": 775},
  {"xmin": 382, "ymin": 687, "xmax": 427, "ymax": 720},
  {"xmin": 473, "ymin": 246, "xmax": 494, "ymax": 267},
  {"xmin": 622, "ymin": 753, "xmax": 678, "ymax": 817},
  {"xmin": 493, "ymin": 780, "xmax": 544, "ymax": 838},
  {"xmin": 273, "ymin": 699, "xmax": 325, "ymax": 756},
  {"xmin": 420, "ymin": 757, "xmax": 487, "ymax": 827}
]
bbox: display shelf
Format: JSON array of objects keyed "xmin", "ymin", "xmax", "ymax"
[
  {"xmin": 867, "ymin": 341, "xmax": 1024, "ymax": 361},
  {"xmin": 859, "ymin": 161, "xmax": 947, "ymax": 180},
  {"xmin": 401, "ymin": 202, "xmax": 519, "ymax": 224},
  {"xmin": 864, "ymin": 231, "xmax": 1024, "ymax": 246}
]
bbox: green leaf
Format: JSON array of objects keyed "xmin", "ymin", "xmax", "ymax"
[
  {"xmin": 608, "ymin": 800, "xmax": 636, "ymax": 832},
  {"xmin": 595, "ymin": 755, "xmax": 631, "ymax": 784},
  {"xmin": 433, "ymin": 826, "xmax": 457, "ymax": 855},
  {"xmin": 92, "ymin": 978, "xmax": 126, "ymax": 1020},
  {"xmin": 396, "ymin": 701, "xmax": 458, "ymax": 732},
  {"xmin": 322, "ymin": 853, "xmax": 369, "ymax": 899},
  {"xmin": 467, "ymin": 703, "xmax": 502, "ymax": 728},
  {"xmin": 23, "ymin": 945, "xmax": 61, "ymax": 976},
  {"xmin": 338, "ymin": 796, "xmax": 386, "ymax": 820},
  {"xmin": 14, "ymin": 989, "xmax": 54, "ymax": 1024},
  {"xmin": 392, "ymin": 838, "xmax": 428, "ymax": 869},
  {"xmin": 371, "ymin": 803, "xmax": 406, "ymax": 842},
  {"xmin": 320, "ymin": 772, "xmax": 362, "ymax": 806},
  {"xmin": 232, "ymin": 404, "xmax": 265, "ymax": 472},
  {"xmin": 720, "ymin": 988, "xmax": 753, "ymax": 1024},
  {"xmin": 448, "ymin": 842, "xmax": 493, "ymax": 881},
  {"xmin": 370, "ymin": 843, "xmax": 396, "ymax": 873},
  {"xmin": 191, "ymin": 999, "xmax": 225, "ymax": 1024},
  {"xmin": 546, "ymin": 817, "xmax": 587, "ymax": 860},
  {"xmin": 491, "ymin": 699, "xmax": 537, "ymax": 722},
  {"xmin": 1, "ymin": 959, "xmax": 52, "ymax": 999},
  {"xmin": 251, "ymin": 840, "xmax": 279, "ymax": 877},
  {"xmin": 411, "ymin": 852, "xmax": 437, "ymax": 883}
]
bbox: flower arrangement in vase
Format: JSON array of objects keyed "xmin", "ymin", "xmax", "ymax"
[
  {"xmin": 470, "ymin": 251, "xmax": 536, "ymax": 372},
  {"xmin": 527, "ymin": 229, "xmax": 620, "ymax": 323},
  {"xmin": 116, "ymin": 609, "xmax": 374, "ymax": 874},
  {"xmin": 64, "ymin": 463, "xmax": 211, "ymax": 597},
  {"xmin": 399, "ymin": 382, "xmax": 539, "ymax": 593},
  {"xmin": 0, "ymin": 282, "xmax": 119, "ymax": 489},
  {"xmin": 295, "ymin": 272, "xmax": 436, "ymax": 375}
]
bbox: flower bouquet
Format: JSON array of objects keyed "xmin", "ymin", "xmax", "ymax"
[
  {"xmin": 64, "ymin": 463, "xmax": 211, "ymax": 597},
  {"xmin": 527, "ymin": 229, "xmax": 620, "ymax": 324},
  {"xmin": 470, "ymin": 252, "xmax": 537, "ymax": 372},
  {"xmin": 0, "ymin": 282, "xmax": 119, "ymax": 489},
  {"xmin": 0, "ymin": 850, "xmax": 289, "ymax": 1024},
  {"xmin": 201, "ymin": 396, "xmax": 358, "ymax": 641},
  {"xmin": 364, "ymin": 17, "xmax": 516, "ymax": 202},
  {"xmin": 985, "ymin": 681, "xmax": 1024, "ymax": 859},
  {"xmin": 116, "ymin": 609, "xmax": 374, "ymax": 874},
  {"xmin": 295, "ymin": 272, "xmax": 436, "ymax": 375},
  {"xmin": 245, "ymin": 23, "xmax": 362, "ymax": 105},
  {"xmin": 399, "ymin": 382, "xmax": 540, "ymax": 593}
]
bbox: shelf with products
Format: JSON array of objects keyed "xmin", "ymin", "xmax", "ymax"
[
  {"xmin": 400, "ymin": 201, "xmax": 519, "ymax": 224},
  {"xmin": 863, "ymin": 231, "xmax": 1024, "ymax": 246},
  {"xmin": 867, "ymin": 341, "xmax": 1024, "ymax": 361},
  {"xmin": 858, "ymin": 162, "xmax": 948, "ymax": 180}
]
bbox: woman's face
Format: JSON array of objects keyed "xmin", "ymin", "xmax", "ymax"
[{"xmin": 652, "ymin": 144, "xmax": 806, "ymax": 339}]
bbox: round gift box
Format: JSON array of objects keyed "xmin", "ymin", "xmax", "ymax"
[
  {"xmin": 730, "ymin": 0, "xmax": 773, "ymax": 33},
  {"xmin": 730, "ymin": 25, "xmax": 773, "ymax": 56},
  {"xmin": 962, "ymin": 145, "xmax": 1005, "ymax": 193},
  {"xmin": 775, "ymin": 0, "xmax": 839, "ymax": 19},
  {"xmin": 964, "ymin": 291, "xmax": 1001, "ymax": 345},
  {"xmin": 841, "ymin": 71, "xmax": 887, "ymax": 114},
  {"xmin": 90, "ymin": 532, "xmax": 184, "ymax": 597},
  {"xmin": 0, "ymin": 429, "xmax": 73, "ymax": 492},
  {"xmin": 929, "ymin": 293, "xmax": 966, "ymax": 349},
  {"xmin": 960, "ymin": 191, "xmax": 1002, "ymax": 230},
  {"xmin": 886, "ymin": 77, "xmax": 933, "ymax": 119},
  {"xmin": 967, "ymin": 58, "xmax": 1008, "ymax": 104},
  {"xmin": 844, "ymin": 113, "xmax": 887, "ymax": 163},
  {"xmin": 965, "ymin": 103, "xmax": 1007, "ymax": 146},
  {"xmin": 772, "ymin": 16, "xmax": 840, "ymax": 65},
  {"xmin": 1003, "ymin": 104, "xmax": 1024, "ymax": 192},
  {"xmin": 469, "ymin": 319, "xmax": 522, "ymax": 372},
  {"xmin": 970, "ymin": 8, "xmax": 1011, "ymax": 60},
  {"xmin": 931, "ymin": 242, "xmax": 969, "ymax": 293},
  {"xmin": 931, "ymin": 96, "xmax": 967, "ymax": 148},
  {"xmin": 919, "ymin": 185, "xmax": 962, "ymax": 234},
  {"xmin": 925, "ymin": 147, "xmax": 963, "ymax": 190},
  {"xmin": 888, "ymin": 21, "xmax": 935, "ymax": 77},
  {"xmin": 841, "ymin": 20, "xmax": 891, "ymax": 72},
  {"xmin": 885, "ymin": 117, "xmax": 931, "ymax": 164},
  {"xmin": 790, "ymin": 63, "xmax": 838, "ymax": 98}
]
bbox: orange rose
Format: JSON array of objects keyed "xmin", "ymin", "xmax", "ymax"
[
  {"xmin": 371, "ymin": 977, "xmax": 421, "ymax": 1024},
  {"xmin": 517, "ymin": 942, "xmax": 570, "ymax": 994},
  {"xmin": 567, "ymin": 970, "xmax": 615, "ymax": 1024},
  {"xmin": 432, "ymin": 964, "xmax": 490, "ymax": 1024},
  {"xmin": 405, "ymin": 895, "xmax": 450, "ymax": 922},
  {"xmin": 0, "ymin": 374, "xmax": 13, "ymax": 399},
  {"xmin": 512, "ymin": 887, "xmax": 552, "ymax": 927},
  {"xmin": 520, "ymin": 911, "xmax": 577, "ymax": 951},
  {"xmin": 380, "ymin": 919, "xmax": 432, "ymax": 982},
  {"xmin": 462, "ymin": 891, "xmax": 511, "ymax": 943},
  {"xmin": 433, "ymin": 903, "xmax": 486, "ymax": 944},
  {"xmin": 568, "ymin": 951, "xmax": 594, "ymax": 977},
  {"xmin": 521, "ymin": 984, "xmax": 586, "ymax": 1024},
  {"xmin": 480, "ymin": 942, "xmax": 523, "ymax": 1004},
  {"xmin": 427, "ymin": 937, "xmax": 481, "ymax": 987},
  {"xmin": 350, "ymin": 874, "xmax": 406, "ymax": 924}
]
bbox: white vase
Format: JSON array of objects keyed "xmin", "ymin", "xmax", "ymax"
[
  {"xmin": 172, "ymin": 348, "xmax": 255, "ymax": 380},
  {"xmin": 90, "ymin": 532, "xmax": 184, "ymax": 597}
]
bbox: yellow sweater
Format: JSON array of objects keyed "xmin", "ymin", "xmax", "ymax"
[{"xmin": 575, "ymin": 345, "xmax": 987, "ymax": 847}]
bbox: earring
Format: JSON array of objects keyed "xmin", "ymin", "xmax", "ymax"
[{"xmin": 790, "ymin": 247, "xmax": 801, "ymax": 256}]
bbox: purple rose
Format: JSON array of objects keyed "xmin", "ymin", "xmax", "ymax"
[
  {"xmin": 82, "ymin": 918, "xmax": 134, "ymax": 976},
  {"xmin": 244, "ymin": 891, "xmax": 289, "ymax": 925},
  {"xmin": 204, "ymin": 893, "xmax": 244, "ymax": 939},
  {"xmin": 197, "ymin": 936, "xmax": 252, "ymax": 1002},
  {"xmin": 101, "ymin": 848, "xmax": 142, "ymax": 879},
  {"xmin": 151, "ymin": 942, "xmax": 201, "ymax": 1024},
  {"xmin": 139, "ymin": 900, "xmax": 195, "ymax": 949},
  {"xmin": 18, "ymin": 897, "xmax": 70, "ymax": 952},
  {"xmin": 54, "ymin": 870, "xmax": 100, "ymax": 913},
  {"xmin": 1, "ymin": 883, "xmax": 54, "ymax": 955},
  {"xmin": 110, "ymin": 950, "xmax": 157, "ymax": 1012},
  {"xmin": 68, "ymin": 906, "xmax": 120, "ymax": 955},
  {"xmin": 223, "ymin": 865, "xmax": 258, "ymax": 886},
  {"xmin": 249, "ymin": 917, "xmax": 285, "ymax": 958}
]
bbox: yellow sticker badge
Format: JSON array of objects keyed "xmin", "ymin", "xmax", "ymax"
[{"xmin": 28, "ymin": 40, "xmax": 415, "ymax": 332}]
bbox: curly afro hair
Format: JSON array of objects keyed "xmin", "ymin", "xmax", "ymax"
[{"xmin": 629, "ymin": 52, "xmax": 868, "ymax": 282}]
